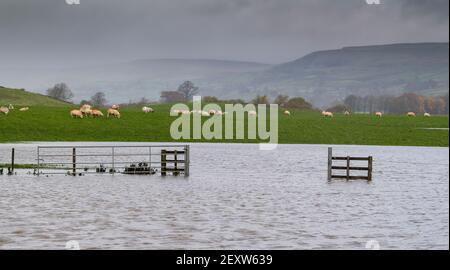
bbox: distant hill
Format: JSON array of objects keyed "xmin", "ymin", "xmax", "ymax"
[
  {"xmin": 204, "ymin": 43, "xmax": 449, "ymax": 107},
  {"xmin": 0, "ymin": 86, "xmax": 71, "ymax": 106},
  {"xmin": 1, "ymin": 43, "xmax": 448, "ymax": 107}
]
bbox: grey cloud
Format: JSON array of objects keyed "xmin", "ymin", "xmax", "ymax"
[{"xmin": 0, "ymin": 0, "xmax": 448, "ymax": 68}]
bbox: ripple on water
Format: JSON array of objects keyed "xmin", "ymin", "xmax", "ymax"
[{"xmin": 0, "ymin": 143, "xmax": 448, "ymax": 249}]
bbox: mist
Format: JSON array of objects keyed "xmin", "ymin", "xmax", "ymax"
[{"xmin": 0, "ymin": 0, "xmax": 448, "ymax": 68}]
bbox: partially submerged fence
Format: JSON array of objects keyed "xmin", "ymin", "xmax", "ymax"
[
  {"xmin": 327, "ymin": 147, "xmax": 373, "ymax": 181},
  {"xmin": 36, "ymin": 145, "xmax": 190, "ymax": 177}
]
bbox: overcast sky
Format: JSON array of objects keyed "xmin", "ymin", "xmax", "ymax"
[{"xmin": 0, "ymin": 0, "xmax": 448, "ymax": 68}]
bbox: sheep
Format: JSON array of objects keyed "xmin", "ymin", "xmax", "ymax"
[
  {"xmin": 344, "ymin": 111, "xmax": 351, "ymax": 116},
  {"xmin": 321, "ymin": 111, "xmax": 333, "ymax": 117},
  {"xmin": 111, "ymin": 104, "xmax": 119, "ymax": 110},
  {"xmin": 424, "ymin": 113, "xmax": 431, "ymax": 117},
  {"xmin": 107, "ymin": 108, "xmax": 121, "ymax": 118},
  {"xmin": 19, "ymin": 107, "xmax": 29, "ymax": 112},
  {"xmin": 142, "ymin": 106, "xmax": 154, "ymax": 114},
  {"xmin": 407, "ymin": 112, "xmax": 416, "ymax": 117},
  {"xmin": 0, "ymin": 107, "xmax": 9, "ymax": 115},
  {"xmin": 201, "ymin": 111, "xmax": 210, "ymax": 117},
  {"xmin": 248, "ymin": 110, "xmax": 257, "ymax": 116},
  {"xmin": 91, "ymin": 109, "xmax": 104, "ymax": 118},
  {"xmin": 208, "ymin": 109, "xmax": 216, "ymax": 116},
  {"xmin": 70, "ymin": 109, "xmax": 83, "ymax": 118},
  {"xmin": 80, "ymin": 104, "xmax": 92, "ymax": 117},
  {"xmin": 8, "ymin": 104, "xmax": 14, "ymax": 110},
  {"xmin": 375, "ymin": 112, "xmax": 383, "ymax": 118},
  {"xmin": 283, "ymin": 110, "xmax": 291, "ymax": 116}
]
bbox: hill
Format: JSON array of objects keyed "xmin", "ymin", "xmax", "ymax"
[
  {"xmin": 0, "ymin": 86, "xmax": 71, "ymax": 106},
  {"xmin": 205, "ymin": 43, "xmax": 449, "ymax": 107},
  {"xmin": 1, "ymin": 43, "xmax": 448, "ymax": 107}
]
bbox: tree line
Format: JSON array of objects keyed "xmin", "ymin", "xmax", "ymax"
[
  {"xmin": 46, "ymin": 81, "xmax": 449, "ymax": 115},
  {"xmin": 341, "ymin": 93, "xmax": 449, "ymax": 114}
]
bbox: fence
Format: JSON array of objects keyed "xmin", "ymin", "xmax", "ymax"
[
  {"xmin": 36, "ymin": 145, "xmax": 190, "ymax": 177},
  {"xmin": 327, "ymin": 147, "xmax": 373, "ymax": 181}
]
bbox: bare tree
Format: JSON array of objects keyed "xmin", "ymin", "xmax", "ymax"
[
  {"xmin": 251, "ymin": 95, "xmax": 269, "ymax": 105},
  {"xmin": 46, "ymin": 83, "xmax": 73, "ymax": 102},
  {"xmin": 273, "ymin": 95, "xmax": 289, "ymax": 107},
  {"xmin": 177, "ymin": 81, "xmax": 199, "ymax": 101},
  {"xmin": 90, "ymin": 92, "xmax": 107, "ymax": 107}
]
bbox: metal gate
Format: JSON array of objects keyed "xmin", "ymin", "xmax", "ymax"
[{"xmin": 36, "ymin": 145, "xmax": 190, "ymax": 176}]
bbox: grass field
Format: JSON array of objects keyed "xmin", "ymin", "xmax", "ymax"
[
  {"xmin": 0, "ymin": 104, "xmax": 448, "ymax": 146},
  {"xmin": 0, "ymin": 87, "xmax": 70, "ymax": 106}
]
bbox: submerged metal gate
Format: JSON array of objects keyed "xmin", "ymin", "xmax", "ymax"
[{"xmin": 36, "ymin": 145, "xmax": 190, "ymax": 176}]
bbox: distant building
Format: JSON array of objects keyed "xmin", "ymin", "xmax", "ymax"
[{"xmin": 160, "ymin": 91, "xmax": 185, "ymax": 103}]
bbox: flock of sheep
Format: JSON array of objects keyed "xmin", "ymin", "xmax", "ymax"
[
  {"xmin": 320, "ymin": 110, "xmax": 431, "ymax": 118},
  {"xmin": 171, "ymin": 109, "xmax": 291, "ymax": 117},
  {"xmin": 0, "ymin": 103, "xmax": 433, "ymax": 119},
  {"xmin": 0, "ymin": 104, "xmax": 29, "ymax": 115},
  {"xmin": 69, "ymin": 104, "xmax": 155, "ymax": 119}
]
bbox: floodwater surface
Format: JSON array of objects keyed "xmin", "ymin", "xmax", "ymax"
[{"xmin": 0, "ymin": 142, "xmax": 448, "ymax": 249}]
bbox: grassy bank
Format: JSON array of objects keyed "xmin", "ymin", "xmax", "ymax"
[{"xmin": 0, "ymin": 104, "xmax": 448, "ymax": 146}]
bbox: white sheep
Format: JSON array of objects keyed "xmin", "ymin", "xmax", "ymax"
[
  {"xmin": 0, "ymin": 107, "xmax": 9, "ymax": 115},
  {"xmin": 142, "ymin": 106, "xmax": 154, "ymax": 114}
]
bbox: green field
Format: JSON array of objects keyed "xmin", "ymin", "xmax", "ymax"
[
  {"xmin": 0, "ymin": 86, "xmax": 70, "ymax": 106},
  {"xmin": 0, "ymin": 104, "xmax": 448, "ymax": 146}
]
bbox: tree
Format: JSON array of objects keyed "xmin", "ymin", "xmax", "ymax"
[
  {"xmin": 251, "ymin": 95, "xmax": 269, "ymax": 105},
  {"xmin": 202, "ymin": 96, "xmax": 219, "ymax": 103},
  {"xmin": 46, "ymin": 83, "xmax": 73, "ymax": 102},
  {"xmin": 90, "ymin": 92, "xmax": 107, "ymax": 107},
  {"xmin": 177, "ymin": 81, "xmax": 199, "ymax": 101},
  {"xmin": 79, "ymin": 100, "xmax": 91, "ymax": 106},
  {"xmin": 326, "ymin": 104, "xmax": 351, "ymax": 113},
  {"xmin": 285, "ymin": 97, "xmax": 313, "ymax": 110},
  {"xmin": 273, "ymin": 95, "xmax": 289, "ymax": 107}
]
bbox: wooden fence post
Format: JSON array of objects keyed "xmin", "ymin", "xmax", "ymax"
[
  {"xmin": 11, "ymin": 148, "xmax": 15, "ymax": 174},
  {"xmin": 161, "ymin": 150, "xmax": 167, "ymax": 176},
  {"xmin": 72, "ymin": 147, "xmax": 76, "ymax": 176},
  {"xmin": 185, "ymin": 145, "xmax": 190, "ymax": 177},
  {"xmin": 346, "ymin": 156, "xmax": 350, "ymax": 180},
  {"xmin": 368, "ymin": 156, "xmax": 373, "ymax": 181},
  {"xmin": 327, "ymin": 147, "xmax": 332, "ymax": 181},
  {"xmin": 174, "ymin": 150, "xmax": 178, "ymax": 176}
]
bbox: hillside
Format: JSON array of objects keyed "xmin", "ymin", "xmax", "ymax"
[
  {"xmin": 1, "ymin": 43, "xmax": 448, "ymax": 107},
  {"xmin": 205, "ymin": 43, "xmax": 449, "ymax": 107},
  {"xmin": 0, "ymin": 86, "xmax": 71, "ymax": 106}
]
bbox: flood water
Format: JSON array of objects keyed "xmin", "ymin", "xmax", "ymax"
[{"xmin": 0, "ymin": 142, "xmax": 448, "ymax": 250}]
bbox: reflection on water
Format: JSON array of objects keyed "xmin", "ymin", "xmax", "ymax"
[{"xmin": 0, "ymin": 142, "xmax": 448, "ymax": 249}]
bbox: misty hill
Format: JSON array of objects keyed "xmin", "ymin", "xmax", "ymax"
[
  {"xmin": 205, "ymin": 43, "xmax": 449, "ymax": 107},
  {"xmin": 0, "ymin": 86, "xmax": 71, "ymax": 106},
  {"xmin": 0, "ymin": 59, "xmax": 270, "ymax": 103},
  {"xmin": 1, "ymin": 43, "xmax": 448, "ymax": 107}
]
